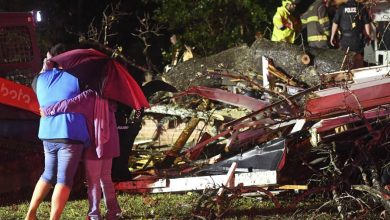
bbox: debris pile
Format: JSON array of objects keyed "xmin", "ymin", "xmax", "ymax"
[{"xmin": 116, "ymin": 38, "xmax": 390, "ymax": 218}]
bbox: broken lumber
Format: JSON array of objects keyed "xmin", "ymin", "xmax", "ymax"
[
  {"xmin": 156, "ymin": 100, "xmax": 209, "ymax": 168},
  {"xmin": 268, "ymin": 64, "xmax": 298, "ymax": 86},
  {"xmin": 114, "ymin": 170, "xmax": 277, "ymax": 193},
  {"xmin": 217, "ymin": 162, "xmax": 238, "ymax": 196}
]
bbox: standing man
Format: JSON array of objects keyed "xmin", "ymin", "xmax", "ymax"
[
  {"xmin": 25, "ymin": 44, "xmax": 90, "ymax": 220},
  {"xmin": 271, "ymin": 0, "xmax": 301, "ymax": 44},
  {"xmin": 330, "ymin": 0, "xmax": 372, "ymax": 56},
  {"xmin": 301, "ymin": 0, "xmax": 332, "ymax": 48}
]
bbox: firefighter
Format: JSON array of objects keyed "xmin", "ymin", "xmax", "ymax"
[
  {"xmin": 330, "ymin": 0, "xmax": 372, "ymax": 54},
  {"xmin": 301, "ymin": 0, "xmax": 332, "ymax": 48},
  {"xmin": 271, "ymin": 0, "xmax": 301, "ymax": 44}
]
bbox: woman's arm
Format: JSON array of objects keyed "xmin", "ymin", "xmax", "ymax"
[{"xmin": 42, "ymin": 89, "xmax": 96, "ymax": 116}]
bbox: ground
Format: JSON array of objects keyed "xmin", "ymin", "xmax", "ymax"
[{"xmin": 0, "ymin": 191, "xmax": 381, "ymax": 219}]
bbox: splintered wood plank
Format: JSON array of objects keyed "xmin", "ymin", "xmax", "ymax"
[{"xmin": 115, "ymin": 170, "xmax": 277, "ymax": 193}]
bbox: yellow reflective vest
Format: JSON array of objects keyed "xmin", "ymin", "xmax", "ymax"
[{"xmin": 271, "ymin": 6, "xmax": 300, "ymax": 43}]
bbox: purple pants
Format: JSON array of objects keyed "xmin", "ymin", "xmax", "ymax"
[{"xmin": 85, "ymin": 158, "xmax": 121, "ymax": 220}]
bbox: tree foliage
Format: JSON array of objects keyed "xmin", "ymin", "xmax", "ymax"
[
  {"xmin": 0, "ymin": 0, "xmax": 280, "ymax": 70},
  {"xmin": 151, "ymin": 0, "xmax": 276, "ymax": 56}
]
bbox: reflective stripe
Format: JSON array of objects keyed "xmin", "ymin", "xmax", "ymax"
[
  {"xmin": 305, "ymin": 16, "xmax": 319, "ymax": 23},
  {"xmin": 308, "ymin": 35, "xmax": 328, "ymax": 41},
  {"xmin": 302, "ymin": 16, "xmax": 329, "ymax": 25},
  {"xmin": 324, "ymin": 30, "xmax": 330, "ymax": 36},
  {"xmin": 319, "ymin": 17, "xmax": 329, "ymax": 25}
]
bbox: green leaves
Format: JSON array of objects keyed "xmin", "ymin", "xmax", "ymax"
[{"xmin": 152, "ymin": 0, "xmax": 277, "ymax": 56}]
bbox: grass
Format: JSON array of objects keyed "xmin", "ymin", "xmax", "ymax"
[
  {"xmin": 0, "ymin": 191, "xmax": 342, "ymax": 220},
  {"xmin": 0, "ymin": 192, "xmax": 201, "ymax": 220}
]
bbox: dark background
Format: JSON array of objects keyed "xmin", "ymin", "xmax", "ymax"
[{"xmin": 0, "ymin": 0, "xmax": 315, "ymax": 77}]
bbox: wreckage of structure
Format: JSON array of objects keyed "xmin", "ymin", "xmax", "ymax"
[{"xmin": 115, "ymin": 58, "xmax": 390, "ymax": 202}]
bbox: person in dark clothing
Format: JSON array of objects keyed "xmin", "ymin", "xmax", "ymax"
[
  {"xmin": 111, "ymin": 104, "xmax": 144, "ymax": 181},
  {"xmin": 110, "ymin": 78, "xmax": 177, "ymax": 182},
  {"xmin": 330, "ymin": 0, "xmax": 372, "ymax": 53},
  {"xmin": 301, "ymin": 0, "xmax": 332, "ymax": 48}
]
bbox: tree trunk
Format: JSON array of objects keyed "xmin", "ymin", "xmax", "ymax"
[{"xmin": 163, "ymin": 38, "xmax": 346, "ymax": 91}]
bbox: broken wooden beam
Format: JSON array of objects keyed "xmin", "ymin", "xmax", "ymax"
[
  {"xmin": 217, "ymin": 162, "xmax": 238, "ymax": 196},
  {"xmin": 156, "ymin": 101, "xmax": 209, "ymax": 168},
  {"xmin": 268, "ymin": 64, "xmax": 298, "ymax": 86},
  {"xmin": 114, "ymin": 170, "xmax": 277, "ymax": 193},
  {"xmin": 155, "ymin": 117, "xmax": 201, "ymax": 168},
  {"xmin": 276, "ymin": 185, "xmax": 308, "ymax": 190}
]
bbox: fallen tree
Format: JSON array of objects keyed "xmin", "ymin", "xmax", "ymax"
[{"xmin": 163, "ymin": 38, "xmax": 346, "ymax": 91}]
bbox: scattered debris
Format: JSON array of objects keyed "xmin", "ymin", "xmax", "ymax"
[{"xmin": 116, "ymin": 47, "xmax": 390, "ymax": 217}]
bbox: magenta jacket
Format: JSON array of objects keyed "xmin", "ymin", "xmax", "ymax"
[{"xmin": 43, "ymin": 90, "xmax": 120, "ymax": 160}]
